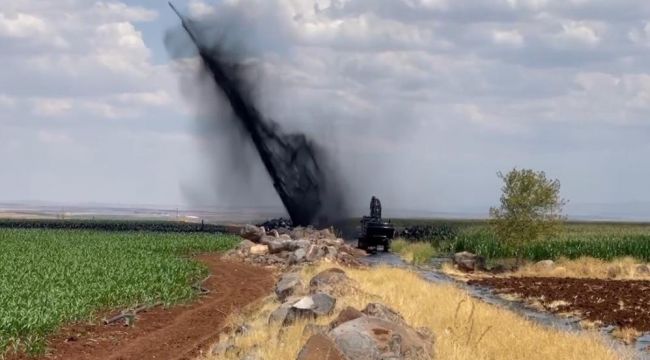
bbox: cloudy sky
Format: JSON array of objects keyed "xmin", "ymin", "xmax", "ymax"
[{"xmin": 2, "ymin": 0, "xmax": 650, "ymax": 218}]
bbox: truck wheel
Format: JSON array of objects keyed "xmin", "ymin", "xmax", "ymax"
[
  {"xmin": 384, "ymin": 241, "xmax": 391, "ymax": 252},
  {"xmin": 357, "ymin": 239, "xmax": 366, "ymax": 250}
]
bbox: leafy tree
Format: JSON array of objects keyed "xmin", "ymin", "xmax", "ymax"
[{"xmin": 489, "ymin": 168, "xmax": 567, "ymax": 259}]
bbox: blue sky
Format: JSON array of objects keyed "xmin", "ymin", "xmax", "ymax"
[{"xmin": 2, "ymin": 0, "xmax": 650, "ymax": 218}]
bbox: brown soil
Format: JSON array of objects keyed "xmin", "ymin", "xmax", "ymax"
[
  {"xmin": 469, "ymin": 277, "xmax": 650, "ymax": 331},
  {"xmin": 15, "ymin": 255, "xmax": 275, "ymax": 360}
]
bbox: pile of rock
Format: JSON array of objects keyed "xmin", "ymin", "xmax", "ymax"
[
  {"xmin": 213, "ymin": 268, "xmax": 435, "ymax": 359},
  {"xmin": 226, "ymin": 224, "xmax": 366, "ymax": 268}
]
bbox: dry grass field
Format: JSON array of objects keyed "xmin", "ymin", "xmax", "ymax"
[{"xmin": 204, "ymin": 263, "xmax": 628, "ymax": 360}]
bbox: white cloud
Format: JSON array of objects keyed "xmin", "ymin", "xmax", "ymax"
[
  {"xmin": 114, "ymin": 90, "xmax": 172, "ymax": 107},
  {"xmin": 492, "ymin": 29, "xmax": 524, "ymax": 47},
  {"xmin": 0, "ymin": 12, "xmax": 47, "ymax": 38},
  {"xmin": 93, "ymin": 1, "xmax": 158, "ymax": 22},
  {"xmin": 188, "ymin": 0, "xmax": 216, "ymax": 17},
  {"xmin": 32, "ymin": 98, "xmax": 72, "ymax": 116},
  {"xmin": 557, "ymin": 21, "xmax": 601, "ymax": 46}
]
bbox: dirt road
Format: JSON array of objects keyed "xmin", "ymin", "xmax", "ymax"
[
  {"xmin": 28, "ymin": 255, "xmax": 275, "ymax": 360},
  {"xmin": 469, "ymin": 277, "xmax": 650, "ymax": 331}
]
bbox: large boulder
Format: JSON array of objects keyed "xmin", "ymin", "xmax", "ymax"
[
  {"xmin": 329, "ymin": 316, "xmax": 434, "ymax": 360},
  {"xmin": 453, "ymin": 251, "xmax": 486, "ymax": 272},
  {"xmin": 240, "ymin": 224, "xmax": 266, "ymax": 242},
  {"xmin": 309, "ymin": 268, "xmax": 350, "ymax": 295},
  {"xmin": 296, "ymin": 334, "xmax": 346, "ymax": 360},
  {"xmin": 275, "ymin": 273, "xmax": 305, "ymax": 301}
]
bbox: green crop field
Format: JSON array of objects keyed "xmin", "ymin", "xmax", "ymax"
[
  {"xmin": 0, "ymin": 229, "xmax": 238, "ymax": 356},
  {"xmin": 449, "ymin": 226, "xmax": 650, "ymax": 261},
  {"xmin": 394, "ymin": 219, "xmax": 650, "ymax": 262}
]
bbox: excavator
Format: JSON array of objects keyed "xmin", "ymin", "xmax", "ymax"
[{"xmin": 357, "ymin": 196, "xmax": 396, "ymax": 253}]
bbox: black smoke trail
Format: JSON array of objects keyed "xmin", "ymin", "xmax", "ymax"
[{"xmin": 168, "ymin": 3, "xmax": 347, "ymax": 227}]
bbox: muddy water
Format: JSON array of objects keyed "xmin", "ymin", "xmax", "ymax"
[{"xmin": 361, "ymin": 253, "xmax": 650, "ymax": 359}]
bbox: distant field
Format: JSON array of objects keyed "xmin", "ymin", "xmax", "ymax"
[
  {"xmin": 0, "ymin": 218, "xmax": 227, "ymax": 233},
  {"xmin": 0, "ymin": 229, "xmax": 238, "ymax": 356}
]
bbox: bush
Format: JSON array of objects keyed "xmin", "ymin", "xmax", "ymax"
[{"xmin": 490, "ymin": 168, "xmax": 566, "ymax": 259}]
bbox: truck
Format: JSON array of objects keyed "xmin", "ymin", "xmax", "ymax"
[{"xmin": 357, "ymin": 196, "xmax": 396, "ymax": 253}]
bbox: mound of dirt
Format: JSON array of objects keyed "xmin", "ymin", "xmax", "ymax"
[{"xmin": 470, "ymin": 277, "xmax": 650, "ymax": 331}]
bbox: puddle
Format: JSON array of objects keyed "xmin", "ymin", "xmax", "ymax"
[{"xmin": 361, "ymin": 254, "xmax": 650, "ymax": 359}]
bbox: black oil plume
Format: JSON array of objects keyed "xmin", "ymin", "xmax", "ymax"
[{"xmin": 169, "ymin": 3, "xmax": 347, "ymax": 226}]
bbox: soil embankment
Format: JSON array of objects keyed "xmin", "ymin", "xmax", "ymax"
[
  {"xmin": 22, "ymin": 255, "xmax": 275, "ymax": 360},
  {"xmin": 469, "ymin": 277, "xmax": 650, "ymax": 331}
]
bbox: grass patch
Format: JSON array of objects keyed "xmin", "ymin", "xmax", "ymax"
[
  {"xmin": 0, "ymin": 229, "xmax": 238, "ymax": 356},
  {"xmin": 392, "ymin": 239, "xmax": 437, "ymax": 265},
  {"xmin": 206, "ymin": 263, "xmax": 626, "ymax": 360},
  {"xmin": 514, "ymin": 257, "xmax": 650, "ymax": 280}
]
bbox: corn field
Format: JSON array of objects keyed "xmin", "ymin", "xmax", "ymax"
[
  {"xmin": 0, "ymin": 229, "xmax": 238, "ymax": 357},
  {"xmin": 448, "ymin": 225, "xmax": 650, "ymax": 261}
]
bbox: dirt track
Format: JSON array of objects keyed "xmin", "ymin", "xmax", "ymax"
[
  {"xmin": 23, "ymin": 255, "xmax": 275, "ymax": 360},
  {"xmin": 469, "ymin": 277, "xmax": 650, "ymax": 331}
]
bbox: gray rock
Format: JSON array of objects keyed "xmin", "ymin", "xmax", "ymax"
[
  {"xmin": 295, "ymin": 239, "xmax": 312, "ymax": 249},
  {"xmin": 309, "ymin": 268, "xmax": 350, "ymax": 294},
  {"xmin": 329, "ymin": 316, "xmax": 434, "ymax": 360},
  {"xmin": 453, "ymin": 251, "xmax": 486, "ymax": 272},
  {"xmin": 269, "ymin": 304, "xmax": 290, "ymax": 325},
  {"xmin": 293, "ymin": 293, "xmax": 337, "ymax": 316},
  {"xmin": 240, "ymin": 224, "xmax": 265, "ymax": 242},
  {"xmin": 270, "ymin": 229, "xmax": 280, "ymax": 238},
  {"xmin": 275, "ymin": 273, "xmax": 304, "ymax": 301},
  {"xmin": 290, "ymin": 248, "xmax": 307, "ymax": 264},
  {"xmin": 305, "ymin": 244, "xmax": 325, "ymax": 262},
  {"xmin": 272, "ymin": 293, "xmax": 337, "ymax": 326},
  {"xmin": 279, "ymin": 234, "xmax": 292, "ymax": 241},
  {"xmin": 268, "ymin": 240, "xmax": 301, "ymax": 254},
  {"xmin": 361, "ymin": 303, "xmax": 406, "ymax": 325}
]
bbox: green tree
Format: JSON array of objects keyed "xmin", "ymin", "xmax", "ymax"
[{"xmin": 489, "ymin": 168, "xmax": 567, "ymax": 259}]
